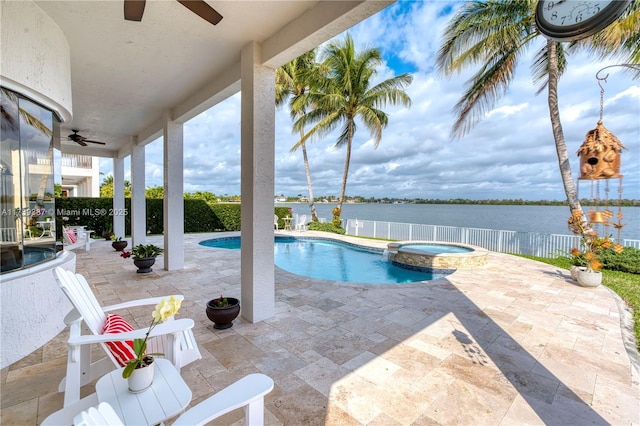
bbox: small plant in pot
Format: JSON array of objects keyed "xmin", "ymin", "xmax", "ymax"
[
  {"xmin": 122, "ymin": 244, "xmax": 164, "ymax": 273},
  {"xmin": 206, "ymin": 295, "xmax": 240, "ymax": 329},
  {"xmin": 102, "ymin": 223, "xmax": 114, "ymax": 240},
  {"xmin": 566, "ymin": 247, "xmax": 587, "ymax": 281},
  {"xmin": 566, "ymin": 209, "xmax": 624, "ymax": 287},
  {"xmin": 122, "ymin": 296, "xmax": 182, "ymax": 393},
  {"xmin": 111, "ymin": 236, "xmax": 128, "ymax": 251}
]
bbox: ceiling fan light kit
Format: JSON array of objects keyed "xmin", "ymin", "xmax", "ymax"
[{"xmin": 124, "ymin": 0, "xmax": 223, "ymax": 25}]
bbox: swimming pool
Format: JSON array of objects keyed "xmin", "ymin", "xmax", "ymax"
[{"xmin": 199, "ymin": 236, "xmax": 454, "ymax": 284}]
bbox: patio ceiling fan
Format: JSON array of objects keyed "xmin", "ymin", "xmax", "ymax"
[
  {"xmin": 66, "ymin": 130, "xmax": 106, "ymax": 147},
  {"xmin": 124, "ymin": 0, "xmax": 223, "ymax": 26}
]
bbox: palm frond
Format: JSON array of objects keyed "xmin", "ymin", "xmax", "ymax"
[{"xmin": 451, "ymin": 41, "xmax": 524, "ymax": 138}]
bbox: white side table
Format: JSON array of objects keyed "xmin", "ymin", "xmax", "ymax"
[{"xmin": 95, "ymin": 358, "xmax": 192, "ymax": 425}]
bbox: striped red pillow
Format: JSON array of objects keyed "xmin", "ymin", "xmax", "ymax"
[
  {"xmin": 64, "ymin": 228, "xmax": 77, "ymax": 244},
  {"xmin": 102, "ymin": 314, "xmax": 136, "ymax": 366}
]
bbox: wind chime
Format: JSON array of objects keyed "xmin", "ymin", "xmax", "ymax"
[{"xmin": 575, "ymin": 65, "xmax": 629, "ymax": 243}]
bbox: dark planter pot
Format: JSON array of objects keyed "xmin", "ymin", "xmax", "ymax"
[
  {"xmin": 102, "ymin": 231, "xmax": 113, "ymax": 241},
  {"xmin": 133, "ymin": 257, "xmax": 156, "ymax": 273},
  {"xmin": 112, "ymin": 240, "xmax": 128, "ymax": 251},
  {"xmin": 206, "ymin": 298, "xmax": 240, "ymax": 329}
]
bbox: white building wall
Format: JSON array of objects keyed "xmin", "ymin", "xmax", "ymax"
[
  {"xmin": 0, "ymin": 0, "xmax": 72, "ymax": 122},
  {"xmin": 0, "ymin": 0, "xmax": 76, "ymax": 368}
]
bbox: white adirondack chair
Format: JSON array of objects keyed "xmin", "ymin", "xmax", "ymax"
[
  {"xmin": 62, "ymin": 226, "xmax": 93, "ymax": 251},
  {"xmin": 44, "ymin": 374, "xmax": 274, "ymax": 426},
  {"xmin": 52, "ymin": 267, "xmax": 202, "ymax": 407}
]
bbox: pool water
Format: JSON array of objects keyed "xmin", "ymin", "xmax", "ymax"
[
  {"xmin": 399, "ymin": 243, "xmax": 473, "ymax": 254},
  {"xmin": 200, "ymin": 236, "xmax": 453, "ymax": 284}
]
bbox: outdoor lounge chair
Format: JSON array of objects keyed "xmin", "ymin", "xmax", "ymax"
[
  {"xmin": 295, "ymin": 214, "xmax": 308, "ymax": 231},
  {"xmin": 274, "ymin": 214, "xmax": 279, "ymax": 230},
  {"xmin": 42, "ymin": 373, "xmax": 274, "ymax": 426},
  {"xmin": 62, "ymin": 226, "xmax": 94, "ymax": 251},
  {"xmin": 52, "ymin": 267, "xmax": 202, "ymax": 407}
]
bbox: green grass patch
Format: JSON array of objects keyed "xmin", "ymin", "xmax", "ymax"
[{"xmin": 518, "ymin": 254, "xmax": 640, "ymax": 353}]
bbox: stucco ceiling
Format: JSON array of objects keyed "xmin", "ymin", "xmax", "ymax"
[{"xmin": 33, "ymin": 0, "xmax": 391, "ymax": 158}]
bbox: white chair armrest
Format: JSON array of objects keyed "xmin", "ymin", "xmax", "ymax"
[
  {"xmin": 102, "ymin": 295, "xmax": 184, "ymax": 312},
  {"xmin": 41, "ymin": 393, "xmax": 100, "ymax": 426},
  {"xmin": 172, "ymin": 373, "xmax": 274, "ymax": 426},
  {"xmin": 67, "ymin": 318, "xmax": 194, "ymax": 346}
]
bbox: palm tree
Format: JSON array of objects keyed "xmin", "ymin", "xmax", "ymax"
[
  {"xmin": 275, "ymin": 49, "xmax": 320, "ymax": 222},
  {"xmin": 436, "ymin": 0, "xmax": 638, "ymax": 219},
  {"xmin": 294, "ymin": 34, "xmax": 413, "ymax": 216}
]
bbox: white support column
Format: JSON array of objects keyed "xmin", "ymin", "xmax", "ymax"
[
  {"xmin": 91, "ymin": 156, "xmax": 100, "ymax": 197},
  {"xmin": 131, "ymin": 140, "xmax": 146, "ymax": 246},
  {"xmin": 240, "ymin": 41, "xmax": 275, "ymax": 323},
  {"xmin": 163, "ymin": 111, "xmax": 184, "ymax": 271},
  {"xmin": 113, "ymin": 157, "xmax": 125, "ymax": 238}
]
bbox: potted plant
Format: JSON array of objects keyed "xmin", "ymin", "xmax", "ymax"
[
  {"xmin": 102, "ymin": 222, "xmax": 114, "ymax": 240},
  {"xmin": 111, "ymin": 236, "xmax": 128, "ymax": 251},
  {"xmin": 566, "ymin": 209, "xmax": 622, "ymax": 287},
  {"xmin": 205, "ymin": 295, "xmax": 240, "ymax": 329},
  {"xmin": 122, "ymin": 296, "xmax": 182, "ymax": 392},
  {"xmin": 122, "ymin": 244, "xmax": 164, "ymax": 273},
  {"xmin": 566, "ymin": 247, "xmax": 587, "ymax": 281}
]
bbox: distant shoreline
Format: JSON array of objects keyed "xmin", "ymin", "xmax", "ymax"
[{"xmin": 276, "ymin": 199, "xmax": 640, "ymax": 207}]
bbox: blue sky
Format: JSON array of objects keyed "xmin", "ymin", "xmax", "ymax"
[{"xmin": 101, "ymin": 1, "xmax": 640, "ymax": 201}]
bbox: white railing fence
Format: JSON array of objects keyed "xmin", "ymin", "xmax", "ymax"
[{"xmin": 345, "ymin": 219, "xmax": 640, "ymax": 258}]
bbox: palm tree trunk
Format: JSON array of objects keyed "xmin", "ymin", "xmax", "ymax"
[
  {"xmin": 547, "ymin": 40, "xmax": 584, "ymax": 218},
  {"xmin": 337, "ymin": 136, "xmax": 352, "ymax": 214},
  {"xmin": 299, "ymin": 120, "xmax": 318, "ymax": 222}
]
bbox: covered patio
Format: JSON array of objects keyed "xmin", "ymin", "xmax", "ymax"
[
  {"xmin": 1, "ymin": 0, "xmax": 394, "ymax": 366},
  {"xmin": 2, "ymin": 234, "xmax": 638, "ymax": 424}
]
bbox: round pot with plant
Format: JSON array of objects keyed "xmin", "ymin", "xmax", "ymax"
[
  {"xmin": 111, "ymin": 236, "xmax": 128, "ymax": 251},
  {"xmin": 122, "ymin": 244, "xmax": 164, "ymax": 273},
  {"xmin": 205, "ymin": 295, "xmax": 240, "ymax": 329}
]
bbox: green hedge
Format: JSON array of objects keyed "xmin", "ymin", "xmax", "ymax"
[
  {"xmin": 55, "ymin": 198, "xmax": 229, "ymax": 237},
  {"xmin": 55, "ymin": 198, "xmax": 125, "ymax": 238},
  {"xmin": 209, "ymin": 203, "xmax": 242, "ymax": 231},
  {"xmin": 54, "ymin": 198, "xmax": 286, "ymax": 236},
  {"xmin": 598, "ymin": 247, "xmax": 640, "ymax": 274}
]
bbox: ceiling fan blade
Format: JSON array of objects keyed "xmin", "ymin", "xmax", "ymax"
[
  {"xmin": 177, "ymin": 0, "xmax": 223, "ymax": 25},
  {"xmin": 76, "ymin": 140, "xmax": 88, "ymax": 147},
  {"xmin": 83, "ymin": 140, "xmax": 106, "ymax": 145},
  {"xmin": 124, "ymin": 0, "xmax": 146, "ymax": 21}
]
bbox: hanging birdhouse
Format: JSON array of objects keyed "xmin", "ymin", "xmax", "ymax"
[{"xmin": 577, "ymin": 120, "xmax": 626, "ymax": 180}]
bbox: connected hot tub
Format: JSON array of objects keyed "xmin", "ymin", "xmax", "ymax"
[{"xmin": 387, "ymin": 241, "xmax": 488, "ymax": 269}]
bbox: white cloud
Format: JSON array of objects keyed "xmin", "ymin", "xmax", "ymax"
[{"xmin": 99, "ymin": 1, "xmax": 640, "ymax": 202}]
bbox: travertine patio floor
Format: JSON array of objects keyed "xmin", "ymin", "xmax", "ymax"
[{"xmin": 2, "ymin": 231, "xmax": 639, "ymax": 425}]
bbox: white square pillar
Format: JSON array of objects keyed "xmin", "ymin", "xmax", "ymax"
[
  {"xmin": 113, "ymin": 157, "xmax": 125, "ymax": 238},
  {"xmin": 163, "ymin": 111, "xmax": 184, "ymax": 271},
  {"xmin": 240, "ymin": 41, "xmax": 275, "ymax": 323},
  {"xmin": 131, "ymin": 141, "xmax": 146, "ymax": 246}
]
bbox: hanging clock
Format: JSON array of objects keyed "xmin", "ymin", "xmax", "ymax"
[{"xmin": 535, "ymin": 0, "xmax": 632, "ymax": 42}]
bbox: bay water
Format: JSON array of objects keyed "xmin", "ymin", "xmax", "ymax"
[{"xmin": 277, "ymin": 203, "xmax": 639, "ymax": 241}]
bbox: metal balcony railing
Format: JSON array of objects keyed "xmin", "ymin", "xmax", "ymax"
[
  {"xmin": 61, "ymin": 154, "xmax": 93, "ymax": 169},
  {"xmin": 345, "ymin": 219, "xmax": 640, "ymax": 258}
]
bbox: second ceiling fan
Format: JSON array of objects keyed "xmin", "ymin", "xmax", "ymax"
[{"xmin": 124, "ymin": 0, "xmax": 223, "ymax": 26}]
